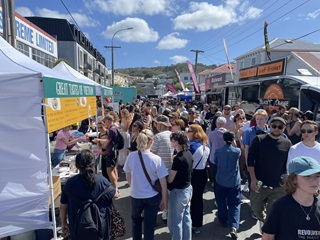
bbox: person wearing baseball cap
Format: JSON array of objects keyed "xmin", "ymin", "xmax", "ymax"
[{"xmin": 262, "ymin": 156, "xmax": 320, "ymax": 239}]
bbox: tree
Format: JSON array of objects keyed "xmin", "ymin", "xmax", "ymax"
[{"xmin": 54, "ymin": 58, "xmax": 73, "ymax": 68}]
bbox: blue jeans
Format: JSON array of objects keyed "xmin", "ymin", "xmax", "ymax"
[
  {"xmin": 51, "ymin": 148, "xmax": 66, "ymax": 167},
  {"xmin": 215, "ymin": 182, "xmax": 241, "ymax": 230},
  {"xmin": 168, "ymin": 185, "xmax": 193, "ymax": 240},
  {"xmin": 131, "ymin": 193, "xmax": 161, "ymax": 240}
]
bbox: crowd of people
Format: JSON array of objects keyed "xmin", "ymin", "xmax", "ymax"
[{"xmin": 57, "ymin": 98, "xmax": 320, "ymax": 240}]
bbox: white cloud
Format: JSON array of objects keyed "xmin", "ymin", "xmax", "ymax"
[
  {"xmin": 173, "ymin": 1, "xmax": 262, "ymax": 32},
  {"xmin": 154, "ymin": 60, "xmax": 161, "ymax": 65},
  {"xmin": 84, "ymin": 0, "xmax": 170, "ymax": 16},
  {"xmin": 102, "ymin": 18, "xmax": 159, "ymax": 43},
  {"xmin": 157, "ymin": 32, "xmax": 188, "ymax": 50},
  {"xmin": 306, "ymin": 9, "xmax": 320, "ymax": 20},
  {"xmin": 16, "ymin": 7, "xmax": 34, "ymax": 16},
  {"xmin": 34, "ymin": 8, "xmax": 99, "ymax": 28},
  {"xmin": 170, "ymin": 55, "xmax": 188, "ymax": 64}
]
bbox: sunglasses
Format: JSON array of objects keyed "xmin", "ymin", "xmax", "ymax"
[
  {"xmin": 224, "ymin": 108, "xmax": 231, "ymax": 111},
  {"xmin": 189, "ymin": 112, "xmax": 194, "ymax": 115},
  {"xmin": 271, "ymin": 124, "xmax": 284, "ymax": 130},
  {"xmin": 301, "ymin": 129, "xmax": 314, "ymax": 134},
  {"xmin": 237, "ymin": 117, "xmax": 245, "ymax": 120},
  {"xmin": 133, "ymin": 124, "xmax": 138, "ymax": 127}
]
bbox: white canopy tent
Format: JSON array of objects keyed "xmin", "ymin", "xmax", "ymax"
[
  {"xmin": 0, "ymin": 36, "xmax": 95, "ymax": 238},
  {"xmin": 53, "ymin": 61, "xmax": 113, "ymax": 97}
]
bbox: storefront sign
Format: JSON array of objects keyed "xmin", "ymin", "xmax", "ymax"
[
  {"xmin": 43, "ymin": 77, "xmax": 97, "ymax": 133},
  {"xmin": 205, "ymin": 74, "xmax": 226, "ymax": 90},
  {"xmin": 262, "ymin": 83, "xmax": 289, "ymax": 113},
  {"xmin": 239, "ymin": 59, "xmax": 285, "ymax": 80}
]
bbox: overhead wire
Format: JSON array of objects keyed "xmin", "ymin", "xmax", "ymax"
[{"xmin": 200, "ymin": 0, "xmax": 312, "ymax": 60}]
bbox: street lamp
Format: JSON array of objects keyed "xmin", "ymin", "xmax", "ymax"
[{"xmin": 104, "ymin": 27, "xmax": 133, "ymax": 86}]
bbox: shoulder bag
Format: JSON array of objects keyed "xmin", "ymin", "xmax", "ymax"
[{"xmin": 138, "ymin": 150, "xmax": 162, "ymax": 192}]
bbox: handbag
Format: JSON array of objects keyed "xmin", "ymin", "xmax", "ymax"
[
  {"xmin": 109, "ymin": 202, "xmax": 126, "ymax": 240},
  {"xmin": 138, "ymin": 150, "xmax": 162, "ymax": 192}
]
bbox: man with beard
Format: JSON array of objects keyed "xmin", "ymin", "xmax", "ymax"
[{"xmin": 247, "ymin": 117, "xmax": 292, "ymax": 234}]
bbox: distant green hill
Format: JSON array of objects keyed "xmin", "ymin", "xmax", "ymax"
[{"xmin": 118, "ymin": 63, "xmax": 217, "ymax": 79}]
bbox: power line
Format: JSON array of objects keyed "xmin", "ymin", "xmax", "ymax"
[
  {"xmin": 207, "ymin": 0, "xmax": 312, "ymax": 57},
  {"xmin": 59, "ymin": 0, "xmax": 80, "ymax": 29}
]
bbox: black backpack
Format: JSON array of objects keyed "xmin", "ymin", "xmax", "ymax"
[
  {"xmin": 113, "ymin": 128, "xmax": 124, "ymax": 150},
  {"xmin": 73, "ymin": 186, "xmax": 114, "ymax": 240}
]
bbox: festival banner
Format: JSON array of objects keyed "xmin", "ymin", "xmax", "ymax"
[
  {"xmin": 166, "ymin": 83, "xmax": 177, "ymax": 94},
  {"xmin": 174, "ymin": 69, "xmax": 186, "ymax": 94},
  {"xmin": 43, "ymin": 77, "xmax": 97, "ymax": 133},
  {"xmin": 264, "ymin": 21, "xmax": 271, "ymax": 61},
  {"xmin": 186, "ymin": 61, "xmax": 200, "ymax": 93}
]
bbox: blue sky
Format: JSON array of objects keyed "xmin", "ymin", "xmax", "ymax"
[{"xmin": 15, "ymin": 0, "xmax": 320, "ymax": 69}]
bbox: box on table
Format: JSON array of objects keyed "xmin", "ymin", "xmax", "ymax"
[{"xmin": 49, "ymin": 176, "xmax": 61, "ymax": 205}]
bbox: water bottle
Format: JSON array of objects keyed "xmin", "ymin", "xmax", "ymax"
[{"xmin": 255, "ymin": 180, "xmax": 263, "ymax": 193}]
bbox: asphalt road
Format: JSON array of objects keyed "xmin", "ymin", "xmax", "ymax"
[{"xmin": 114, "ymin": 167, "xmax": 262, "ymax": 240}]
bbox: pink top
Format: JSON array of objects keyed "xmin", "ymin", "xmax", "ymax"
[{"xmin": 55, "ymin": 129, "xmax": 70, "ymax": 150}]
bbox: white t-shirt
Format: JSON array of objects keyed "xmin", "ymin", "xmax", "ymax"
[
  {"xmin": 241, "ymin": 121, "xmax": 251, "ymax": 132},
  {"xmin": 151, "ymin": 130, "xmax": 174, "ymax": 170},
  {"xmin": 124, "ymin": 151, "xmax": 168, "ymax": 199},
  {"xmin": 287, "ymin": 141, "xmax": 320, "ymax": 171}
]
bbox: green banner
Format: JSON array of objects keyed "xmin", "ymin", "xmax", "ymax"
[
  {"xmin": 43, "ymin": 76, "xmax": 96, "ymax": 98},
  {"xmin": 102, "ymin": 87, "xmax": 113, "ymax": 98}
]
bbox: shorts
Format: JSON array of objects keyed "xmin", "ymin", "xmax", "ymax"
[
  {"xmin": 51, "ymin": 148, "xmax": 67, "ymax": 167},
  {"xmin": 102, "ymin": 152, "xmax": 117, "ymax": 168}
]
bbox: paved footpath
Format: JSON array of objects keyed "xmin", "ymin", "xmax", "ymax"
[{"xmin": 114, "ymin": 168, "xmax": 262, "ymax": 240}]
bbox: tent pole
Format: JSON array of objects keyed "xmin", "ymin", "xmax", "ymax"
[{"xmin": 43, "ymin": 101, "xmax": 58, "ymax": 240}]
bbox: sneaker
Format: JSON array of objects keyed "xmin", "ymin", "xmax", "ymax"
[
  {"xmin": 251, "ymin": 212, "xmax": 258, "ymax": 220},
  {"xmin": 230, "ymin": 228, "xmax": 238, "ymax": 239},
  {"xmin": 259, "ymin": 221, "xmax": 264, "ymax": 234},
  {"xmin": 243, "ymin": 182, "xmax": 249, "ymax": 192},
  {"xmin": 162, "ymin": 209, "xmax": 168, "ymax": 221},
  {"xmin": 194, "ymin": 227, "xmax": 200, "ymax": 235}
]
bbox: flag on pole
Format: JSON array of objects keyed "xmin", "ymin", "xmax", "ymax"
[
  {"xmin": 165, "ymin": 83, "xmax": 177, "ymax": 94},
  {"xmin": 264, "ymin": 21, "xmax": 271, "ymax": 61},
  {"xmin": 186, "ymin": 61, "xmax": 200, "ymax": 93},
  {"xmin": 223, "ymin": 38, "xmax": 234, "ymax": 80},
  {"xmin": 174, "ymin": 69, "xmax": 186, "ymax": 95}
]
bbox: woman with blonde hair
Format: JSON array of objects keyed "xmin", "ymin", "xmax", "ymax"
[
  {"xmin": 262, "ymin": 156, "xmax": 320, "ymax": 239},
  {"xmin": 124, "ymin": 129, "xmax": 168, "ymax": 240},
  {"xmin": 118, "ymin": 109, "xmax": 131, "ymax": 166},
  {"xmin": 186, "ymin": 124, "xmax": 210, "ymax": 234}
]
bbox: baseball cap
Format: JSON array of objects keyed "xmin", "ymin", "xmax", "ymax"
[
  {"xmin": 288, "ymin": 156, "xmax": 320, "ymax": 176},
  {"xmin": 154, "ymin": 115, "xmax": 171, "ymax": 127},
  {"xmin": 270, "ymin": 116, "xmax": 286, "ymax": 125}
]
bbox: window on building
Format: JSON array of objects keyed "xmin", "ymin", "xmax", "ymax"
[
  {"xmin": 251, "ymin": 57, "xmax": 256, "ymax": 66},
  {"xmin": 78, "ymin": 49, "xmax": 83, "ymax": 67},
  {"xmin": 184, "ymin": 76, "xmax": 188, "ymax": 80},
  {"xmin": 17, "ymin": 41, "xmax": 30, "ymax": 57}
]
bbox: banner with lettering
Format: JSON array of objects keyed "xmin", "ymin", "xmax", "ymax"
[{"xmin": 43, "ymin": 77, "xmax": 97, "ymax": 133}]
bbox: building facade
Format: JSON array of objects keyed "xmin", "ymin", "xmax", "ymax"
[
  {"xmin": 0, "ymin": 5, "xmax": 58, "ymax": 68},
  {"xmin": 26, "ymin": 17, "xmax": 108, "ymax": 85}
]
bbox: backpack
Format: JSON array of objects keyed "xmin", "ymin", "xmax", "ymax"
[
  {"xmin": 73, "ymin": 186, "xmax": 114, "ymax": 240},
  {"xmin": 113, "ymin": 128, "xmax": 124, "ymax": 150}
]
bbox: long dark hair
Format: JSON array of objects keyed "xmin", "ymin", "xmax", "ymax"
[{"xmin": 75, "ymin": 150, "xmax": 96, "ymax": 190}]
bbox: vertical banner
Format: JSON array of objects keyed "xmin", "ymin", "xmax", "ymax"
[
  {"xmin": 165, "ymin": 83, "xmax": 177, "ymax": 94},
  {"xmin": 43, "ymin": 77, "xmax": 97, "ymax": 133},
  {"xmin": 186, "ymin": 61, "xmax": 200, "ymax": 93},
  {"xmin": 223, "ymin": 38, "xmax": 234, "ymax": 80},
  {"xmin": 174, "ymin": 69, "xmax": 186, "ymax": 95},
  {"xmin": 264, "ymin": 21, "xmax": 271, "ymax": 61}
]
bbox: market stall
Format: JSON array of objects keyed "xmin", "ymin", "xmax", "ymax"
[{"xmin": 0, "ymin": 36, "xmax": 96, "ymax": 239}]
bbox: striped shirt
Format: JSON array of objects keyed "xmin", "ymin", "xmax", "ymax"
[{"xmin": 151, "ymin": 130, "xmax": 174, "ymax": 170}]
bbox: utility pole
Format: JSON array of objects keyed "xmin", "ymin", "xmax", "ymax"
[
  {"xmin": 104, "ymin": 45, "xmax": 120, "ymax": 86},
  {"xmin": 190, "ymin": 49, "xmax": 204, "ymax": 99},
  {"xmin": 2, "ymin": 0, "xmax": 16, "ymax": 47}
]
